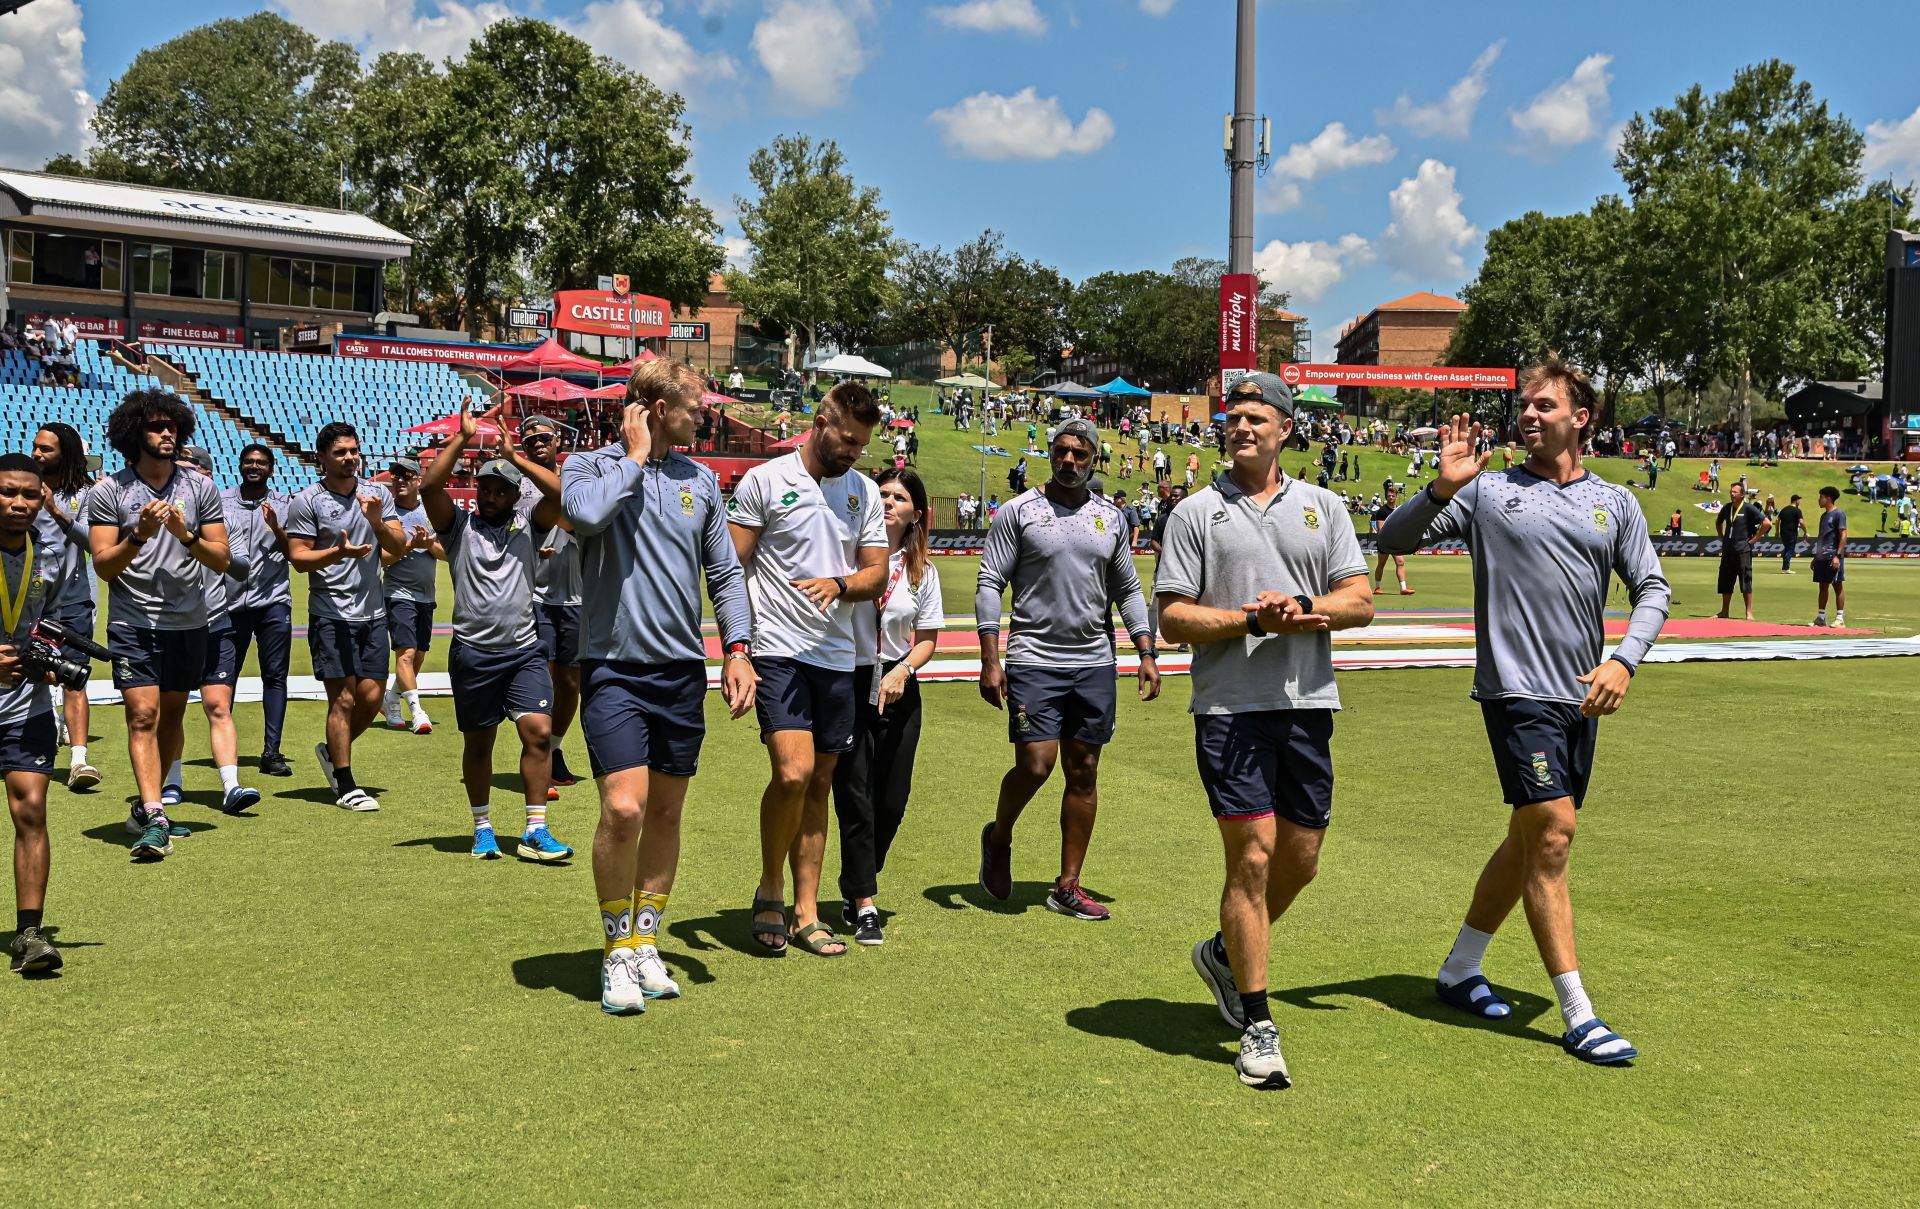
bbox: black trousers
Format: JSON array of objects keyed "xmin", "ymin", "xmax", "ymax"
[{"xmin": 833, "ymin": 662, "xmax": 926, "ymax": 902}]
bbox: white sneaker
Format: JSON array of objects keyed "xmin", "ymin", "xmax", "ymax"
[
  {"xmin": 314, "ymin": 741, "xmax": 337, "ymax": 792},
  {"xmin": 1235, "ymin": 1020, "xmax": 1291, "ymax": 1090},
  {"xmin": 634, "ymin": 945, "xmax": 681, "ymax": 1000},
  {"xmin": 1835, "ymin": 611, "xmax": 1845, "ymax": 626},
  {"xmin": 334, "ymin": 787, "xmax": 379, "ymax": 812},
  {"xmin": 411, "ymin": 709, "xmax": 433, "ymax": 735},
  {"xmin": 601, "ymin": 949, "xmax": 647, "ymax": 1015},
  {"xmin": 384, "ymin": 695, "xmax": 405, "ymax": 729}
]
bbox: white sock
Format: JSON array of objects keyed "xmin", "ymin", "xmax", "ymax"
[
  {"xmin": 1438, "ymin": 924, "xmax": 1496, "ymax": 987},
  {"xmin": 403, "ymin": 690, "xmax": 420, "ymax": 709},
  {"xmin": 1552, "ymin": 969, "xmax": 1597, "ymax": 1031},
  {"xmin": 71, "ymin": 744, "xmax": 88, "ymax": 767},
  {"xmin": 471, "ymin": 803, "xmax": 491, "ymax": 832},
  {"xmin": 219, "ymin": 764, "xmax": 240, "ymax": 793},
  {"xmin": 165, "ymin": 758, "xmax": 183, "ymax": 788}
]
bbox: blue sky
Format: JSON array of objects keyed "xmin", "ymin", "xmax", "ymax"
[{"xmin": 5, "ymin": 0, "xmax": 1919, "ymax": 358}]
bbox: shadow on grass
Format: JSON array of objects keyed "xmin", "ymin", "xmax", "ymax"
[
  {"xmin": 393, "ymin": 835, "xmax": 474, "ymax": 855},
  {"xmin": 275, "ymin": 785, "xmax": 387, "ymax": 806},
  {"xmin": 1065, "ymin": 998, "xmax": 1236, "ymax": 1066},
  {"xmin": 511, "ymin": 947, "xmax": 714, "ymax": 1002},
  {"xmin": 4, "ymin": 925, "xmax": 106, "ymax": 978},
  {"xmin": 1273, "ymin": 973, "xmax": 1558, "ymax": 1043},
  {"xmin": 667, "ymin": 909, "xmax": 803, "ymax": 959},
  {"xmin": 78, "ymin": 819, "xmax": 217, "ymax": 849},
  {"xmin": 921, "ymin": 881, "xmax": 1095, "ymax": 915}
]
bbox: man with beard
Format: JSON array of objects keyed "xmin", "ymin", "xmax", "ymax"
[
  {"xmin": 222, "ymin": 445, "xmax": 295, "ymax": 776},
  {"xmin": 418, "ymin": 398, "xmax": 573, "ymax": 862},
  {"xmin": 28, "ymin": 422, "xmax": 101, "ymax": 790},
  {"xmin": 381, "ymin": 457, "xmax": 441, "ymax": 735},
  {"xmin": 88, "ymin": 391, "xmax": 231, "ymax": 860},
  {"xmin": 284, "ymin": 423, "xmax": 408, "ymax": 812},
  {"xmin": 0, "ymin": 453, "xmax": 65, "ymax": 972},
  {"xmin": 516, "ymin": 415, "xmax": 585, "ymax": 790},
  {"xmin": 976, "ymin": 418, "xmax": 1160, "ymax": 922}
]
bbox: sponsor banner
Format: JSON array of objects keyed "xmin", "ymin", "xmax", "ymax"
[
  {"xmin": 1280, "ymin": 363, "xmax": 1516, "ymax": 391},
  {"xmin": 1218, "ymin": 273, "xmax": 1258, "ymax": 376},
  {"xmin": 928, "ymin": 530, "xmax": 1150, "ymax": 555},
  {"xmin": 553, "ymin": 288, "xmax": 670, "ymax": 339},
  {"xmin": 924, "ymin": 530, "xmax": 1920, "ymax": 559},
  {"xmin": 334, "ymin": 335, "xmax": 532, "ymax": 369},
  {"xmin": 291, "ymin": 324, "xmax": 324, "ymax": 347},
  {"xmin": 25, "ymin": 313, "xmax": 125, "ymax": 339},
  {"xmin": 670, "ymin": 321, "xmax": 710, "ymax": 342},
  {"xmin": 507, "ymin": 306, "xmax": 552, "ymax": 330},
  {"xmin": 137, "ymin": 320, "xmax": 241, "ymax": 346},
  {"xmin": 730, "ymin": 387, "xmax": 774, "ymax": 403}
]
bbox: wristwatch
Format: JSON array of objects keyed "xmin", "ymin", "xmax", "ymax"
[
  {"xmin": 128, "ymin": 533, "xmax": 148, "ymax": 547},
  {"xmin": 724, "ymin": 641, "xmax": 753, "ymax": 663},
  {"xmin": 832, "ymin": 576, "xmax": 847, "ymax": 597},
  {"xmin": 1293, "ymin": 593, "xmax": 1314, "ymax": 615},
  {"xmin": 1246, "ymin": 612, "xmax": 1266, "ymax": 637},
  {"xmin": 184, "ymin": 530, "xmax": 201, "ymax": 546}
]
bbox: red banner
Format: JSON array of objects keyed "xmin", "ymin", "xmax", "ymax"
[
  {"xmin": 137, "ymin": 320, "xmax": 242, "ymax": 347},
  {"xmin": 25, "ymin": 314, "xmax": 125, "ymax": 339},
  {"xmin": 1218, "ymin": 274, "xmax": 1259, "ymax": 378},
  {"xmin": 334, "ymin": 336, "xmax": 532, "ymax": 369},
  {"xmin": 1279, "ymin": 363, "xmax": 1516, "ymax": 390},
  {"xmin": 554, "ymin": 289, "xmax": 670, "ymax": 339}
]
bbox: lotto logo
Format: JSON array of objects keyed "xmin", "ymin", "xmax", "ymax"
[{"xmin": 780, "ymin": 490, "xmax": 800, "ymax": 507}]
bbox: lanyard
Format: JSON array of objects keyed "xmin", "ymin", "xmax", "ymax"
[
  {"xmin": 0, "ymin": 538, "xmax": 34, "ymax": 637},
  {"xmin": 873, "ymin": 556, "xmax": 906, "ymax": 661}
]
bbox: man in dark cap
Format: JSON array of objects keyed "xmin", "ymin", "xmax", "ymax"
[{"xmin": 516, "ymin": 414, "xmax": 585, "ymax": 790}]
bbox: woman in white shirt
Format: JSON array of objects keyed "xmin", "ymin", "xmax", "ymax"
[{"xmin": 831, "ymin": 467, "xmax": 944, "ymax": 946}]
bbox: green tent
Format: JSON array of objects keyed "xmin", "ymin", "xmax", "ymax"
[{"xmin": 1294, "ymin": 385, "xmax": 1341, "ymax": 410}]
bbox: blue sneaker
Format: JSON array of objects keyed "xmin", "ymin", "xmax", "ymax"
[
  {"xmin": 160, "ymin": 784, "xmax": 184, "ymax": 808},
  {"xmin": 219, "ymin": 786, "xmax": 262, "ymax": 815},
  {"xmin": 471, "ymin": 828, "xmax": 501, "ymax": 860},
  {"xmin": 516, "ymin": 827, "xmax": 574, "ymax": 863}
]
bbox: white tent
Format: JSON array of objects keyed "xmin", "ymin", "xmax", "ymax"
[{"xmin": 808, "ymin": 352, "xmax": 893, "ymax": 379}]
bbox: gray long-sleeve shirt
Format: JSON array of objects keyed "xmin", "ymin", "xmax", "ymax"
[
  {"xmin": 975, "ymin": 487, "xmax": 1151, "ymax": 666},
  {"xmin": 1377, "ymin": 468, "xmax": 1670, "ymax": 704},
  {"xmin": 561, "ymin": 445, "xmax": 749, "ymax": 665}
]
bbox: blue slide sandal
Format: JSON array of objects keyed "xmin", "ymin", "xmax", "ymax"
[
  {"xmin": 1435, "ymin": 974, "xmax": 1513, "ymax": 1019},
  {"xmin": 1563, "ymin": 1018, "xmax": 1639, "ymax": 1064}
]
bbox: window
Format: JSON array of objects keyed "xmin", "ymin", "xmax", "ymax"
[
  {"xmin": 169, "ymin": 247, "xmax": 204, "ymax": 298},
  {"xmin": 13, "ymin": 231, "xmax": 121, "ymax": 291},
  {"xmin": 6, "ymin": 231, "xmax": 29, "ymax": 284},
  {"xmin": 269, "ymin": 257, "xmax": 292, "ymax": 306},
  {"xmin": 310, "ymin": 262, "xmax": 334, "ymax": 311},
  {"xmin": 100, "ymin": 241, "xmax": 122, "ymax": 293},
  {"xmin": 291, "ymin": 260, "xmax": 314, "ymax": 309},
  {"xmin": 354, "ymin": 265, "xmax": 378, "ymax": 313},
  {"xmin": 201, "ymin": 251, "xmax": 238, "ymax": 302}
]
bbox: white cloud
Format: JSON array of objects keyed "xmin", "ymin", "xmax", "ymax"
[
  {"xmin": 0, "ymin": 0, "xmax": 91, "ymax": 167},
  {"xmin": 1259, "ymin": 121, "xmax": 1395, "ymax": 212},
  {"xmin": 1378, "ymin": 41, "xmax": 1502, "ymax": 139},
  {"xmin": 1379, "ymin": 158, "xmax": 1479, "ymax": 279},
  {"xmin": 1139, "ymin": 0, "xmax": 1177, "ymax": 13},
  {"xmin": 930, "ymin": 0, "xmax": 1047, "ymax": 36},
  {"xmin": 719, "ymin": 234, "xmax": 752, "ymax": 267},
  {"xmin": 1252, "ymin": 233, "xmax": 1372, "ymax": 304},
  {"xmin": 561, "ymin": 1, "xmax": 739, "ymax": 94},
  {"xmin": 1602, "ymin": 119, "xmax": 1628, "ymax": 159},
  {"xmin": 753, "ymin": 0, "xmax": 866, "ymax": 109},
  {"xmin": 271, "ymin": 1, "xmax": 515, "ymax": 63},
  {"xmin": 928, "ymin": 87, "xmax": 1114, "ymax": 160},
  {"xmin": 1865, "ymin": 105, "xmax": 1920, "ymax": 186},
  {"xmin": 1510, "ymin": 53, "xmax": 1613, "ymax": 148}
]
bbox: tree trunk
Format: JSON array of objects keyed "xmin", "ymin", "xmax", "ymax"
[{"xmin": 1737, "ymin": 361, "xmax": 1753, "ymax": 455}]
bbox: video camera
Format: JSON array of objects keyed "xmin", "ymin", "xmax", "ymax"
[{"xmin": 20, "ymin": 616, "xmax": 114, "ymax": 691}]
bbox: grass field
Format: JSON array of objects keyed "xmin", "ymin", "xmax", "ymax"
[{"xmin": 5, "ymin": 658, "xmax": 1916, "ymax": 1204}]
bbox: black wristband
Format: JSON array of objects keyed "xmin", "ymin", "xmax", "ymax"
[
  {"xmin": 832, "ymin": 576, "xmax": 847, "ymax": 597},
  {"xmin": 1293, "ymin": 593, "xmax": 1314, "ymax": 616},
  {"xmin": 1246, "ymin": 611, "xmax": 1266, "ymax": 637},
  {"xmin": 128, "ymin": 534, "xmax": 148, "ymax": 547}
]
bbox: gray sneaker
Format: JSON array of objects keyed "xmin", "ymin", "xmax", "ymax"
[
  {"xmin": 1191, "ymin": 936, "xmax": 1246, "ymax": 1030},
  {"xmin": 1235, "ymin": 1021, "xmax": 1291, "ymax": 1090},
  {"xmin": 9, "ymin": 925, "xmax": 62, "ymax": 974}
]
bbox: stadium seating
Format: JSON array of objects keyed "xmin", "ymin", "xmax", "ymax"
[{"xmin": 148, "ymin": 344, "xmax": 471, "ymax": 467}]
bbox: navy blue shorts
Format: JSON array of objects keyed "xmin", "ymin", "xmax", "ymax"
[
  {"xmin": 202, "ymin": 623, "xmax": 239, "ymax": 688},
  {"xmin": 449, "ymin": 642, "xmax": 552, "ymax": 733},
  {"xmin": 1193, "ymin": 709, "xmax": 1336, "ymax": 828},
  {"xmin": 536, "ymin": 604, "xmax": 581, "ymax": 667},
  {"xmin": 386, "ymin": 599, "xmax": 435, "ymax": 651},
  {"xmin": 0, "ymin": 711, "xmax": 57, "ymax": 775},
  {"xmin": 309, "ymin": 616, "xmax": 390, "ymax": 681},
  {"xmin": 1812, "ymin": 554, "xmax": 1845, "ymax": 585},
  {"xmin": 581, "ymin": 659, "xmax": 707, "ymax": 778},
  {"xmin": 1481, "ymin": 697, "xmax": 1598, "ymax": 809},
  {"xmin": 109, "ymin": 623, "xmax": 206, "ymax": 694},
  {"xmin": 1005, "ymin": 664, "xmax": 1117, "ymax": 746},
  {"xmin": 753, "ymin": 656, "xmax": 856, "ymax": 754}
]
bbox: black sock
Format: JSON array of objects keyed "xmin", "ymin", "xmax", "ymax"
[
  {"xmin": 1239, "ymin": 989, "xmax": 1271, "ymax": 1026},
  {"xmin": 18, "ymin": 908, "xmax": 43, "ymax": 932},
  {"xmin": 334, "ymin": 766, "xmax": 358, "ymax": 793},
  {"xmin": 1210, "ymin": 931, "xmax": 1229, "ymax": 965}
]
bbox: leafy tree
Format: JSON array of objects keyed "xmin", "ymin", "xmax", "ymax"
[
  {"xmin": 725, "ymin": 134, "xmax": 898, "ymax": 370},
  {"xmin": 892, "ymin": 231, "xmax": 1073, "ymax": 375},
  {"xmin": 1064, "ymin": 257, "xmax": 1287, "ymax": 392},
  {"xmin": 997, "ymin": 346, "xmax": 1036, "ymax": 384}
]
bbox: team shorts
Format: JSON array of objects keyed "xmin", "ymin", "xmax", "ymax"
[
  {"xmin": 109, "ymin": 623, "xmax": 207, "ymax": 694},
  {"xmin": 386, "ymin": 599, "xmax": 435, "ymax": 652},
  {"xmin": 1005, "ymin": 663, "xmax": 1117, "ymax": 746},
  {"xmin": 1812, "ymin": 554, "xmax": 1846, "ymax": 585},
  {"xmin": 49, "ymin": 599, "xmax": 95, "ymax": 640},
  {"xmin": 1193, "ymin": 709, "xmax": 1335, "ymax": 828},
  {"xmin": 1717, "ymin": 552, "xmax": 1755, "ymax": 595},
  {"xmin": 753, "ymin": 656, "xmax": 856, "ymax": 754},
  {"xmin": 449, "ymin": 642, "xmax": 552, "ymax": 733},
  {"xmin": 581, "ymin": 659, "xmax": 707, "ymax": 777},
  {"xmin": 309, "ymin": 616, "xmax": 391, "ymax": 681},
  {"xmin": 536, "ymin": 603, "xmax": 581, "ymax": 667},
  {"xmin": 0, "ymin": 711, "xmax": 57, "ymax": 775},
  {"xmin": 1480, "ymin": 697, "xmax": 1598, "ymax": 810},
  {"xmin": 202, "ymin": 623, "xmax": 239, "ymax": 688}
]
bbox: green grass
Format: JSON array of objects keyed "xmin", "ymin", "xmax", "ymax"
[{"xmin": 5, "ymin": 658, "xmax": 1916, "ymax": 1204}]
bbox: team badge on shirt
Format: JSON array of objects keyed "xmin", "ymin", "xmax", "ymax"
[
  {"xmin": 1093, "ymin": 516, "xmax": 1107, "ymax": 534},
  {"xmin": 678, "ymin": 487, "xmax": 696, "ymax": 516},
  {"xmin": 1592, "ymin": 507, "xmax": 1609, "ymax": 531},
  {"xmin": 1301, "ymin": 507, "xmax": 1321, "ymax": 530},
  {"xmin": 846, "ymin": 493, "xmax": 859, "ymax": 514}
]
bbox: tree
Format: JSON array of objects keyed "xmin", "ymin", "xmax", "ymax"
[
  {"xmin": 725, "ymin": 134, "xmax": 898, "ymax": 370},
  {"xmin": 1064, "ymin": 258, "xmax": 1287, "ymax": 393},
  {"xmin": 892, "ymin": 231, "xmax": 1073, "ymax": 375}
]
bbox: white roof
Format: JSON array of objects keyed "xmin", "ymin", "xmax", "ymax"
[
  {"xmin": 0, "ymin": 168, "xmax": 411, "ymax": 261},
  {"xmin": 807, "ymin": 352, "xmax": 892, "ymax": 378}
]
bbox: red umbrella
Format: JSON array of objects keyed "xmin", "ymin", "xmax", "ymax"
[
  {"xmin": 499, "ymin": 337, "xmax": 602, "ymax": 377},
  {"xmin": 887, "ymin": 417, "xmax": 915, "ymax": 429},
  {"xmin": 506, "ymin": 377, "xmax": 596, "ymax": 401},
  {"xmin": 703, "ymin": 392, "xmax": 738, "ymax": 408},
  {"xmin": 405, "ymin": 413, "xmax": 512, "ymax": 436},
  {"xmin": 585, "ymin": 382, "xmax": 629, "ymax": 400},
  {"xmin": 605, "ymin": 349, "xmax": 659, "ymax": 374}
]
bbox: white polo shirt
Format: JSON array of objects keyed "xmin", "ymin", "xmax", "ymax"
[{"xmin": 728, "ymin": 452, "xmax": 885, "ymax": 670}]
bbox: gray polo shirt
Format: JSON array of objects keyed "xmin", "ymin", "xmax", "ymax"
[
  {"xmin": 383, "ymin": 500, "xmax": 438, "ymax": 603},
  {"xmin": 284, "ymin": 480, "xmax": 399, "ymax": 622},
  {"xmin": 520, "ymin": 476, "xmax": 581, "ymax": 607},
  {"xmin": 1155, "ymin": 476, "xmax": 1368, "ymax": 714},
  {"xmin": 88, "ymin": 465, "xmax": 226, "ymax": 631},
  {"xmin": 220, "ymin": 486, "xmax": 292, "ymax": 611},
  {"xmin": 438, "ymin": 503, "xmax": 540, "ymax": 651},
  {"xmin": 1378, "ymin": 468, "xmax": 1671, "ymax": 704},
  {"xmin": 975, "ymin": 487, "xmax": 1152, "ymax": 667}
]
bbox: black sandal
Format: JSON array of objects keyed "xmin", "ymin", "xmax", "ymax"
[
  {"xmin": 789, "ymin": 921, "xmax": 847, "ymax": 958},
  {"xmin": 750, "ymin": 894, "xmax": 788, "ymax": 954}
]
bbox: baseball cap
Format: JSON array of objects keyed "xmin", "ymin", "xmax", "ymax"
[
  {"xmin": 476, "ymin": 458, "xmax": 524, "ymax": 485},
  {"xmin": 519, "ymin": 415, "xmax": 561, "ymax": 436},
  {"xmin": 389, "ymin": 456, "xmax": 422, "ymax": 475},
  {"xmin": 1053, "ymin": 417, "xmax": 1100, "ymax": 451},
  {"xmin": 179, "ymin": 445, "xmax": 213, "ymax": 471},
  {"xmin": 1225, "ymin": 371, "xmax": 1296, "ymax": 418}
]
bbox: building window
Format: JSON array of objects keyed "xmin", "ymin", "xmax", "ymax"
[
  {"xmin": 9, "ymin": 231, "xmax": 124, "ymax": 291},
  {"xmin": 6, "ymin": 231, "xmax": 30, "ymax": 284},
  {"xmin": 101, "ymin": 241, "xmax": 123, "ymax": 293}
]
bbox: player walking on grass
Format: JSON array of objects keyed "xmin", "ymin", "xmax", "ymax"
[
  {"xmin": 563, "ymin": 360, "xmax": 756, "ymax": 1013},
  {"xmin": 382, "ymin": 458, "xmax": 441, "ymax": 735},
  {"xmin": 1378, "ymin": 356, "xmax": 1671, "ymax": 1066},
  {"xmin": 976, "ymin": 418, "xmax": 1159, "ymax": 922},
  {"xmin": 1, "ymin": 454, "xmax": 65, "ymax": 973},
  {"xmin": 1156, "ymin": 374, "xmax": 1373, "ymax": 1091},
  {"xmin": 221, "ymin": 445, "xmax": 295, "ymax": 777},
  {"xmin": 29, "ymin": 423, "xmax": 101, "ymax": 791},
  {"xmin": 89, "ymin": 391, "xmax": 231, "ymax": 861},
  {"xmin": 418, "ymin": 399, "xmax": 572, "ymax": 865},
  {"xmin": 516, "ymin": 415, "xmax": 587, "ymax": 791},
  {"xmin": 730, "ymin": 382, "xmax": 888, "ymax": 959},
  {"xmin": 1370, "ymin": 482, "xmax": 1412, "ymax": 596},
  {"xmin": 284, "ymin": 423, "xmax": 408, "ymax": 812},
  {"xmin": 1811, "ymin": 486, "xmax": 1848, "ymax": 627}
]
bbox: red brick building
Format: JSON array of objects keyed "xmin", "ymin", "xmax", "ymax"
[{"xmin": 1333, "ymin": 290, "xmax": 1467, "ymax": 413}]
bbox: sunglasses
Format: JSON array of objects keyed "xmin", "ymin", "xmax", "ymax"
[{"xmin": 145, "ymin": 419, "xmax": 178, "ymax": 433}]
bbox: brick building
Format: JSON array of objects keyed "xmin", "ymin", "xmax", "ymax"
[{"xmin": 1332, "ymin": 290, "xmax": 1466, "ymax": 413}]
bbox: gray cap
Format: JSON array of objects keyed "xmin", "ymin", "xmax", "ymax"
[
  {"xmin": 519, "ymin": 414, "xmax": 561, "ymax": 435},
  {"xmin": 1225, "ymin": 371, "xmax": 1296, "ymax": 418},
  {"xmin": 476, "ymin": 458, "xmax": 524, "ymax": 485},
  {"xmin": 389, "ymin": 456, "xmax": 422, "ymax": 475},
  {"xmin": 1052, "ymin": 417, "xmax": 1101, "ymax": 451},
  {"xmin": 179, "ymin": 445, "xmax": 213, "ymax": 471}
]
